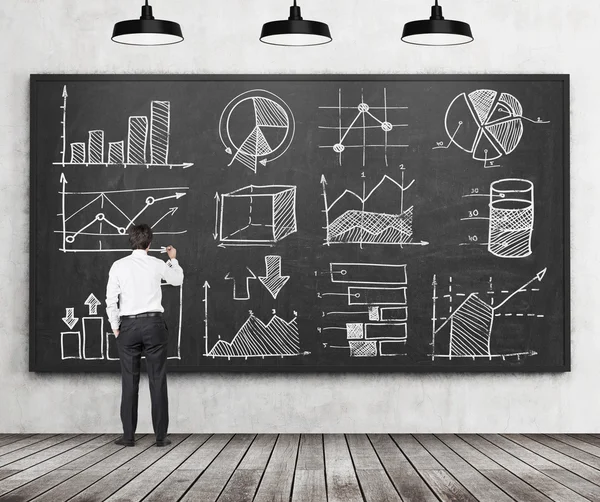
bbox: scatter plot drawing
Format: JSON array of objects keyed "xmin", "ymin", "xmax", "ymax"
[
  {"xmin": 218, "ymin": 185, "xmax": 297, "ymax": 246},
  {"xmin": 320, "ymin": 263, "xmax": 409, "ymax": 357},
  {"xmin": 434, "ymin": 89, "xmax": 549, "ymax": 167},
  {"xmin": 57, "ymin": 173, "xmax": 188, "ymax": 253},
  {"xmin": 321, "ymin": 170, "xmax": 428, "ymax": 247},
  {"xmin": 219, "ymin": 89, "xmax": 295, "ymax": 172},
  {"xmin": 430, "ymin": 269, "xmax": 547, "ymax": 361},
  {"xmin": 319, "ymin": 88, "xmax": 409, "ymax": 166},
  {"xmin": 54, "ymin": 86, "xmax": 193, "ymax": 169}
]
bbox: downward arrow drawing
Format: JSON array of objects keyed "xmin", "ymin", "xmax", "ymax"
[
  {"xmin": 259, "ymin": 256, "xmax": 290, "ymax": 299},
  {"xmin": 84, "ymin": 293, "xmax": 101, "ymax": 315},
  {"xmin": 225, "ymin": 268, "xmax": 256, "ymax": 300},
  {"xmin": 62, "ymin": 308, "xmax": 79, "ymax": 329}
]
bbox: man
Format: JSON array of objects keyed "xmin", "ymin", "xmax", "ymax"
[{"xmin": 105, "ymin": 224, "xmax": 184, "ymax": 447}]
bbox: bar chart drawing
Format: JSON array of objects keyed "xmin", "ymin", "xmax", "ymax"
[
  {"xmin": 53, "ymin": 85, "xmax": 193, "ymax": 169},
  {"xmin": 57, "ymin": 173, "xmax": 189, "ymax": 253}
]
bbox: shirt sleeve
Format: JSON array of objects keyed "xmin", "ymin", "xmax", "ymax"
[
  {"xmin": 161, "ymin": 258, "xmax": 184, "ymax": 287},
  {"xmin": 105, "ymin": 264, "xmax": 121, "ymax": 331}
]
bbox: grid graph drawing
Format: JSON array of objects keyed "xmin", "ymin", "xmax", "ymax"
[{"xmin": 319, "ymin": 88, "xmax": 409, "ymax": 166}]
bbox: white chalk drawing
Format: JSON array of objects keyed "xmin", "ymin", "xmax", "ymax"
[
  {"xmin": 57, "ymin": 173, "xmax": 188, "ymax": 253},
  {"xmin": 68, "ymin": 284, "xmax": 183, "ymax": 362},
  {"xmin": 320, "ymin": 263, "xmax": 409, "ymax": 357},
  {"xmin": 461, "ymin": 178, "xmax": 535, "ymax": 259},
  {"xmin": 225, "ymin": 268, "xmax": 257, "ymax": 301},
  {"xmin": 219, "ymin": 90, "xmax": 295, "ymax": 172},
  {"xmin": 321, "ymin": 170, "xmax": 428, "ymax": 248},
  {"xmin": 319, "ymin": 88, "xmax": 409, "ymax": 166},
  {"xmin": 203, "ymin": 282, "xmax": 306, "ymax": 360},
  {"xmin": 61, "ymin": 332, "xmax": 82, "ymax": 360},
  {"xmin": 434, "ymin": 89, "xmax": 549, "ymax": 167},
  {"xmin": 62, "ymin": 308, "xmax": 79, "ymax": 330},
  {"xmin": 218, "ymin": 185, "xmax": 297, "ymax": 246},
  {"xmin": 259, "ymin": 256, "xmax": 290, "ymax": 299},
  {"xmin": 84, "ymin": 293, "xmax": 101, "ymax": 315},
  {"xmin": 54, "ymin": 85, "xmax": 193, "ymax": 169},
  {"xmin": 430, "ymin": 269, "xmax": 547, "ymax": 361}
]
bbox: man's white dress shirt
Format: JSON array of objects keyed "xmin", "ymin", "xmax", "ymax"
[{"xmin": 106, "ymin": 250, "xmax": 184, "ymax": 331}]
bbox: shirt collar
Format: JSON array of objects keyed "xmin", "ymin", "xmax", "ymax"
[{"xmin": 132, "ymin": 249, "xmax": 148, "ymax": 256}]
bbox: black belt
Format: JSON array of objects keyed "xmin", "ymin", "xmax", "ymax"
[{"xmin": 121, "ymin": 312, "xmax": 162, "ymax": 319}]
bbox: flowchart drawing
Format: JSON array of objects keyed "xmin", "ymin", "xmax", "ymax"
[
  {"xmin": 431, "ymin": 269, "xmax": 546, "ymax": 361},
  {"xmin": 54, "ymin": 85, "xmax": 193, "ymax": 169},
  {"xmin": 218, "ymin": 185, "xmax": 297, "ymax": 246},
  {"xmin": 319, "ymin": 88, "xmax": 409, "ymax": 166},
  {"xmin": 320, "ymin": 262, "xmax": 410, "ymax": 358},
  {"xmin": 219, "ymin": 90, "xmax": 295, "ymax": 172},
  {"xmin": 57, "ymin": 173, "xmax": 188, "ymax": 253},
  {"xmin": 435, "ymin": 89, "xmax": 549, "ymax": 167},
  {"xmin": 321, "ymin": 172, "xmax": 428, "ymax": 247}
]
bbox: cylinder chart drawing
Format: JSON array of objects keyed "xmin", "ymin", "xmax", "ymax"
[{"xmin": 488, "ymin": 179, "xmax": 534, "ymax": 259}]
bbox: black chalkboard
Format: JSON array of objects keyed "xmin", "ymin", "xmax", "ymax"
[{"xmin": 30, "ymin": 75, "xmax": 570, "ymax": 373}]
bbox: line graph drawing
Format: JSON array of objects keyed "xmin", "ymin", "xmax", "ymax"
[
  {"xmin": 460, "ymin": 178, "xmax": 535, "ymax": 258},
  {"xmin": 57, "ymin": 173, "xmax": 188, "ymax": 253},
  {"xmin": 219, "ymin": 89, "xmax": 295, "ymax": 173},
  {"xmin": 320, "ymin": 262, "xmax": 410, "ymax": 358},
  {"xmin": 258, "ymin": 256, "xmax": 290, "ymax": 299},
  {"xmin": 53, "ymin": 85, "xmax": 193, "ymax": 169},
  {"xmin": 319, "ymin": 88, "xmax": 409, "ymax": 166},
  {"xmin": 321, "ymin": 170, "xmax": 428, "ymax": 247},
  {"xmin": 218, "ymin": 185, "xmax": 297, "ymax": 246},
  {"xmin": 430, "ymin": 269, "xmax": 546, "ymax": 361},
  {"xmin": 434, "ymin": 89, "xmax": 549, "ymax": 167}
]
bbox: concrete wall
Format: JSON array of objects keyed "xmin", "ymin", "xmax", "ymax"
[{"xmin": 0, "ymin": 0, "xmax": 596, "ymax": 433}]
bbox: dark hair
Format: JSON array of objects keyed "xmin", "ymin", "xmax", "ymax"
[{"xmin": 129, "ymin": 224, "xmax": 153, "ymax": 250}]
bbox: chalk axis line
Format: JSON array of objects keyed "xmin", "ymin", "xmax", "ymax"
[
  {"xmin": 431, "ymin": 269, "xmax": 547, "ymax": 362},
  {"xmin": 219, "ymin": 89, "xmax": 295, "ymax": 173},
  {"xmin": 54, "ymin": 85, "xmax": 193, "ymax": 169},
  {"xmin": 319, "ymin": 88, "xmax": 409, "ymax": 166},
  {"xmin": 435, "ymin": 89, "xmax": 549, "ymax": 167},
  {"xmin": 57, "ymin": 174, "xmax": 189, "ymax": 253}
]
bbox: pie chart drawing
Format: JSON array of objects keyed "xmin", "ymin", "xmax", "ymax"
[
  {"xmin": 444, "ymin": 90, "xmax": 526, "ymax": 164},
  {"xmin": 219, "ymin": 90, "xmax": 295, "ymax": 173}
]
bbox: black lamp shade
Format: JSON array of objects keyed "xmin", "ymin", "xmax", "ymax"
[
  {"xmin": 112, "ymin": 3, "xmax": 183, "ymax": 46},
  {"xmin": 402, "ymin": 2, "xmax": 473, "ymax": 46},
  {"xmin": 260, "ymin": 2, "xmax": 332, "ymax": 46}
]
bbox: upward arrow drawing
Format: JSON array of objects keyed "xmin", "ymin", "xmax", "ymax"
[
  {"xmin": 259, "ymin": 256, "xmax": 290, "ymax": 299},
  {"xmin": 225, "ymin": 268, "xmax": 256, "ymax": 300},
  {"xmin": 84, "ymin": 293, "xmax": 101, "ymax": 315}
]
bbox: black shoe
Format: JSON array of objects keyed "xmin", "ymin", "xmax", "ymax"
[
  {"xmin": 114, "ymin": 437, "xmax": 135, "ymax": 447},
  {"xmin": 156, "ymin": 438, "xmax": 171, "ymax": 447}
]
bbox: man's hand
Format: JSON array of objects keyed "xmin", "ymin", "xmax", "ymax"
[
  {"xmin": 166, "ymin": 245, "xmax": 177, "ymax": 260},
  {"xmin": 113, "ymin": 329, "xmax": 120, "ymax": 338}
]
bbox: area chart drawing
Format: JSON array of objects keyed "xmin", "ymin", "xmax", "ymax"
[
  {"xmin": 219, "ymin": 90, "xmax": 295, "ymax": 173},
  {"xmin": 319, "ymin": 88, "xmax": 409, "ymax": 166},
  {"xmin": 53, "ymin": 86, "xmax": 193, "ymax": 169},
  {"xmin": 439, "ymin": 89, "xmax": 549, "ymax": 165},
  {"xmin": 322, "ymin": 173, "xmax": 427, "ymax": 247}
]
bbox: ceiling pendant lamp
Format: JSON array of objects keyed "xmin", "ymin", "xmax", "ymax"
[
  {"xmin": 402, "ymin": 0, "xmax": 473, "ymax": 46},
  {"xmin": 260, "ymin": 1, "xmax": 332, "ymax": 46},
  {"xmin": 112, "ymin": 1, "xmax": 184, "ymax": 46}
]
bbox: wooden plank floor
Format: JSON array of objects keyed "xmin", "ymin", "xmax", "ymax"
[{"xmin": 0, "ymin": 435, "xmax": 598, "ymax": 501}]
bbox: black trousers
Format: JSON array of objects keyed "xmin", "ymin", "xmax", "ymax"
[{"xmin": 116, "ymin": 316, "xmax": 169, "ymax": 441}]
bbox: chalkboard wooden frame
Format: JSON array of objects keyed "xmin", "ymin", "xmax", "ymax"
[{"xmin": 30, "ymin": 74, "xmax": 570, "ymax": 373}]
